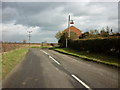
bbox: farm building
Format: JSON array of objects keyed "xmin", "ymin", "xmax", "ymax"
[{"xmin": 63, "ymin": 26, "xmax": 82, "ymax": 38}]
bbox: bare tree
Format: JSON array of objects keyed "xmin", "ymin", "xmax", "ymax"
[{"xmin": 55, "ymin": 31, "xmax": 63, "ymax": 40}]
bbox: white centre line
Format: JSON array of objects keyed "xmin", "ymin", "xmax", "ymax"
[
  {"xmin": 49, "ymin": 56, "xmax": 60, "ymax": 65},
  {"xmin": 41, "ymin": 50, "xmax": 91, "ymax": 89},
  {"xmin": 40, "ymin": 50, "xmax": 48, "ymax": 55},
  {"xmin": 40, "ymin": 50, "xmax": 60, "ymax": 65},
  {"xmin": 72, "ymin": 74, "xmax": 92, "ymax": 90}
]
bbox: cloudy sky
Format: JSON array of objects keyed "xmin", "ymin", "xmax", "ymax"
[{"xmin": 1, "ymin": 0, "xmax": 118, "ymax": 43}]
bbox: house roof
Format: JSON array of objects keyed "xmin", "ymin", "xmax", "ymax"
[{"xmin": 63, "ymin": 26, "xmax": 82, "ymax": 36}]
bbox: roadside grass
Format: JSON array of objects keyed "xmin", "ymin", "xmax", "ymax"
[
  {"xmin": 52, "ymin": 48, "xmax": 119, "ymax": 67},
  {"xmin": 30, "ymin": 46, "xmax": 41, "ymax": 48},
  {"xmin": 31, "ymin": 46, "xmax": 52, "ymax": 49},
  {"xmin": 40, "ymin": 46, "xmax": 52, "ymax": 49},
  {"xmin": 2, "ymin": 48, "xmax": 28, "ymax": 79}
]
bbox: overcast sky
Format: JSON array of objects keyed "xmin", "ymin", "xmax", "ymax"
[{"xmin": 1, "ymin": 0, "xmax": 119, "ymax": 43}]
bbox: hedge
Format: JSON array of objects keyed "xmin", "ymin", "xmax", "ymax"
[{"xmin": 67, "ymin": 37, "xmax": 120, "ymax": 56}]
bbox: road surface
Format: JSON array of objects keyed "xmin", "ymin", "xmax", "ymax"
[{"xmin": 3, "ymin": 48, "xmax": 119, "ymax": 89}]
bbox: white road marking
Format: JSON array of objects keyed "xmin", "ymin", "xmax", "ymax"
[
  {"xmin": 41, "ymin": 50, "xmax": 91, "ymax": 89},
  {"xmin": 72, "ymin": 74, "xmax": 92, "ymax": 90},
  {"xmin": 49, "ymin": 56, "xmax": 60, "ymax": 65},
  {"xmin": 40, "ymin": 50, "xmax": 48, "ymax": 55},
  {"xmin": 40, "ymin": 50, "xmax": 60, "ymax": 65}
]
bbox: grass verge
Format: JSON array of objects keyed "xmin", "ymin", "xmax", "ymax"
[
  {"xmin": 2, "ymin": 48, "xmax": 28, "ymax": 79},
  {"xmin": 30, "ymin": 46, "xmax": 41, "ymax": 48},
  {"xmin": 30, "ymin": 46, "xmax": 52, "ymax": 48},
  {"xmin": 52, "ymin": 48, "xmax": 119, "ymax": 67}
]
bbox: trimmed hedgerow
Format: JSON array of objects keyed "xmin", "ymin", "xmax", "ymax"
[{"xmin": 68, "ymin": 37, "xmax": 120, "ymax": 56}]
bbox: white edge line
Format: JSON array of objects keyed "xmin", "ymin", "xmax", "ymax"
[
  {"xmin": 72, "ymin": 74, "xmax": 92, "ymax": 90},
  {"xmin": 49, "ymin": 56, "xmax": 60, "ymax": 65}
]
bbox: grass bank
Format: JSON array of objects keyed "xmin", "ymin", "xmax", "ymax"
[
  {"xmin": 52, "ymin": 48, "xmax": 119, "ymax": 67},
  {"xmin": 2, "ymin": 48, "xmax": 28, "ymax": 79}
]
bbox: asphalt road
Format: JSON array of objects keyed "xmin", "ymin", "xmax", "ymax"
[{"xmin": 3, "ymin": 48, "xmax": 119, "ymax": 89}]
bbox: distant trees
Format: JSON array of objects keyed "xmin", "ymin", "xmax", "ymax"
[
  {"xmin": 80, "ymin": 30, "xmax": 98, "ymax": 39},
  {"xmin": 100, "ymin": 29, "xmax": 109, "ymax": 37},
  {"xmin": 79, "ymin": 32, "xmax": 89, "ymax": 39},
  {"xmin": 80, "ymin": 26, "xmax": 119, "ymax": 39}
]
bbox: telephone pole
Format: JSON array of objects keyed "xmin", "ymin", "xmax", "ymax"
[
  {"xmin": 68, "ymin": 15, "xmax": 70, "ymax": 38},
  {"xmin": 65, "ymin": 15, "xmax": 74, "ymax": 48},
  {"xmin": 27, "ymin": 31, "xmax": 32, "ymax": 48},
  {"xmin": 66, "ymin": 15, "xmax": 70, "ymax": 48}
]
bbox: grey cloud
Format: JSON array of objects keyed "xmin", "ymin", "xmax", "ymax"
[
  {"xmin": 2, "ymin": 2, "xmax": 118, "ymax": 27},
  {"xmin": 2, "ymin": 2, "xmax": 118, "ymax": 42},
  {"xmin": 2, "ymin": 7, "xmax": 19, "ymax": 23},
  {"xmin": 2, "ymin": 2, "xmax": 68, "ymax": 27}
]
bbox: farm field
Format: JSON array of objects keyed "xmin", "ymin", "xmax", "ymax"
[
  {"xmin": 1, "ymin": 43, "xmax": 37, "ymax": 53},
  {"xmin": 0, "ymin": 43, "xmax": 58, "ymax": 53}
]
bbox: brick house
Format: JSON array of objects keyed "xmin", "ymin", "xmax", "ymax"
[{"xmin": 63, "ymin": 26, "xmax": 82, "ymax": 38}]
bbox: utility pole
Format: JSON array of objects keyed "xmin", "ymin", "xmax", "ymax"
[
  {"xmin": 65, "ymin": 15, "xmax": 74, "ymax": 48},
  {"xmin": 66, "ymin": 15, "xmax": 70, "ymax": 48},
  {"xmin": 27, "ymin": 31, "xmax": 32, "ymax": 48},
  {"xmin": 68, "ymin": 15, "xmax": 70, "ymax": 38}
]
